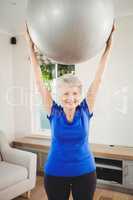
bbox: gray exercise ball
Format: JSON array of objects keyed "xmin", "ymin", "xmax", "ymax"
[{"xmin": 27, "ymin": 0, "xmax": 114, "ymax": 64}]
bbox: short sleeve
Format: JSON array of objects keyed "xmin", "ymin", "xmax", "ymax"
[
  {"xmin": 80, "ymin": 98, "xmax": 93, "ymax": 118},
  {"xmin": 47, "ymin": 100, "xmax": 60, "ymax": 121}
]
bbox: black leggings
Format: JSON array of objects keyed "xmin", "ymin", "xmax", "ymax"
[{"xmin": 44, "ymin": 171, "xmax": 97, "ymax": 200}]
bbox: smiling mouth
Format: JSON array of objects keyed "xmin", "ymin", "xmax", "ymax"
[{"xmin": 66, "ymin": 102, "xmax": 77, "ymax": 106}]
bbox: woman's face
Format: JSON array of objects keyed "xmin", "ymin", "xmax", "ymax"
[{"xmin": 59, "ymin": 84, "xmax": 81, "ymax": 110}]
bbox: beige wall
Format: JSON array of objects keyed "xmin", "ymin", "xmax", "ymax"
[
  {"xmin": 12, "ymin": 35, "xmax": 33, "ymax": 138},
  {"xmin": 0, "ymin": 34, "xmax": 32, "ymax": 140},
  {"xmin": 0, "ymin": 34, "xmax": 14, "ymax": 141},
  {"xmin": 76, "ymin": 16, "xmax": 133, "ymax": 146}
]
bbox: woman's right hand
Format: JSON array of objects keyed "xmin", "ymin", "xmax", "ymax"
[
  {"xmin": 25, "ymin": 22, "xmax": 34, "ymax": 51},
  {"xmin": 105, "ymin": 22, "xmax": 115, "ymax": 53}
]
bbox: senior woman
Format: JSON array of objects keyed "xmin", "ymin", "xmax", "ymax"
[{"xmin": 26, "ymin": 24, "xmax": 115, "ymax": 200}]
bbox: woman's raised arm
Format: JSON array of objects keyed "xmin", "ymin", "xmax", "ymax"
[
  {"xmin": 86, "ymin": 24, "xmax": 115, "ymax": 113},
  {"xmin": 25, "ymin": 24, "xmax": 53, "ymax": 115}
]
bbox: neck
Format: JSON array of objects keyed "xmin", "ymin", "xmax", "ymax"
[{"xmin": 63, "ymin": 107, "xmax": 75, "ymax": 117}]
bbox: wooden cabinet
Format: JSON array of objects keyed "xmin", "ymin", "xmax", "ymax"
[
  {"xmin": 95, "ymin": 157, "xmax": 123, "ymax": 185},
  {"xmin": 123, "ymin": 160, "xmax": 133, "ymax": 189},
  {"xmin": 94, "ymin": 156, "xmax": 133, "ymax": 194}
]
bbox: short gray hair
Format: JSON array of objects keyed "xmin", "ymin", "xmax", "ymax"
[{"xmin": 56, "ymin": 73, "xmax": 82, "ymax": 93}]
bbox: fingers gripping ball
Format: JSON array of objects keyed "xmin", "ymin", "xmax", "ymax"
[{"xmin": 27, "ymin": 0, "xmax": 114, "ymax": 64}]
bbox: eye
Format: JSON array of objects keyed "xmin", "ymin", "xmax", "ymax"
[
  {"xmin": 64, "ymin": 92, "xmax": 69, "ymax": 96},
  {"xmin": 73, "ymin": 92, "xmax": 77, "ymax": 95}
]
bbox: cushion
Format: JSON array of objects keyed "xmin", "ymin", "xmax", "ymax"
[{"xmin": 0, "ymin": 161, "xmax": 28, "ymax": 190}]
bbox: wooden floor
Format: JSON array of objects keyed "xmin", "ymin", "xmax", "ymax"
[{"xmin": 14, "ymin": 176, "xmax": 133, "ymax": 200}]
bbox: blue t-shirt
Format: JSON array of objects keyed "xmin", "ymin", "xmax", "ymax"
[{"xmin": 43, "ymin": 98, "xmax": 96, "ymax": 177}]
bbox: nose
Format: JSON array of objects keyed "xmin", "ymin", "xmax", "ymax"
[{"xmin": 67, "ymin": 95, "xmax": 74, "ymax": 101}]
